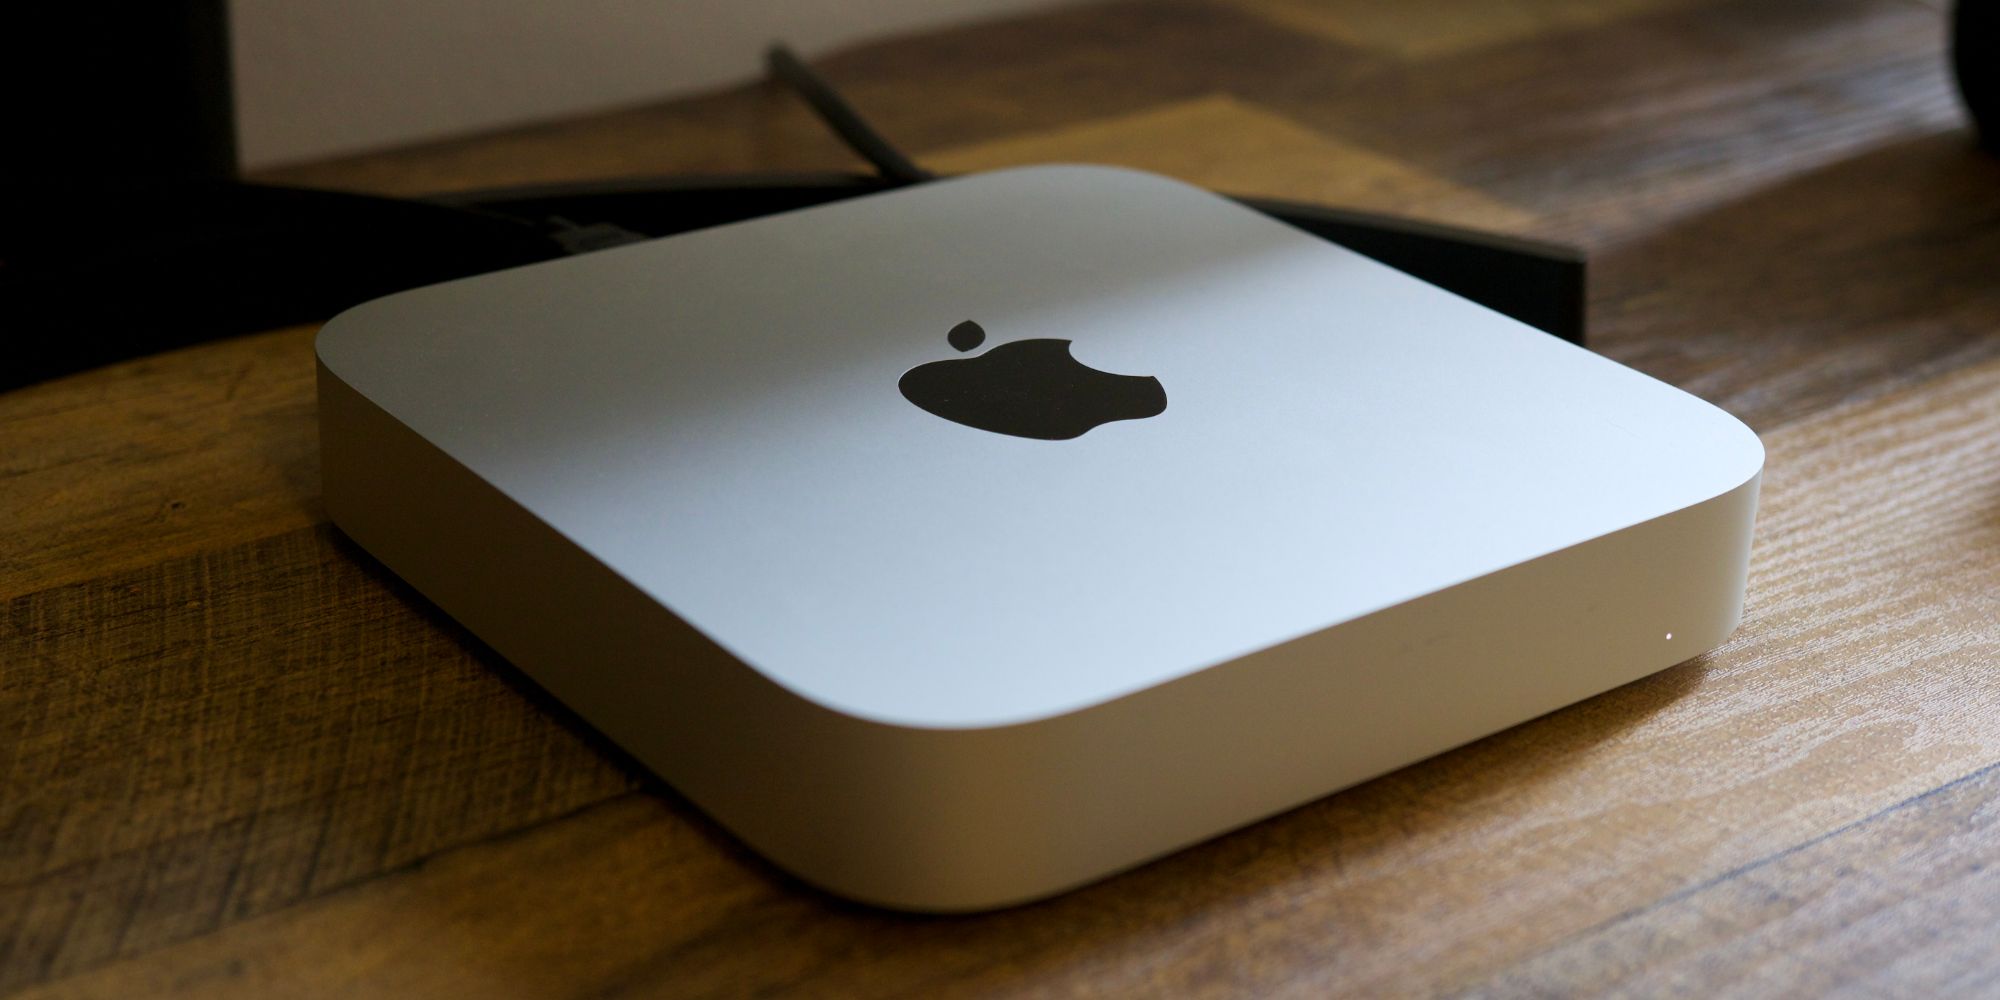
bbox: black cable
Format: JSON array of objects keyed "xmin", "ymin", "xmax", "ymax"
[{"xmin": 765, "ymin": 43, "xmax": 934, "ymax": 186}]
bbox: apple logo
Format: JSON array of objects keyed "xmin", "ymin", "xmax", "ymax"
[{"xmin": 898, "ymin": 321, "xmax": 1168, "ymax": 440}]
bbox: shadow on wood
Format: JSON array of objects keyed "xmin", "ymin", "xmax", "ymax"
[{"xmin": 1591, "ymin": 129, "xmax": 2000, "ymax": 431}]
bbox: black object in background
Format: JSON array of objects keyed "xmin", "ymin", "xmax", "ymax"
[
  {"xmin": 0, "ymin": 3, "xmax": 563, "ymax": 390},
  {"xmin": 1960, "ymin": 0, "xmax": 1996, "ymax": 150},
  {"xmin": 2, "ymin": 3, "xmax": 238, "ymax": 190}
]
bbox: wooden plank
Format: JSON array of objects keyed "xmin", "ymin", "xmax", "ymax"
[
  {"xmin": 926, "ymin": 95, "xmax": 1535, "ymax": 232},
  {"xmin": 1475, "ymin": 759, "xmax": 2000, "ymax": 996},
  {"xmin": 0, "ymin": 327, "xmax": 322, "ymax": 598},
  {"xmin": 1230, "ymin": 0, "xmax": 1702, "ymax": 58},
  {"xmin": 17, "ymin": 339, "xmax": 2000, "ymax": 999},
  {"xmin": 0, "ymin": 527, "xmax": 638, "ymax": 994},
  {"xmin": 1260, "ymin": 0, "xmax": 1966, "ymax": 240},
  {"xmin": 1590, "ymin": 129, "xmax": 2000, "ymax": 431},
  {"xmin": 249, "ymin": 84, "xmax": 867, "ymax": 199}
]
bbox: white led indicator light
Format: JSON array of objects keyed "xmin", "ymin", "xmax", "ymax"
[{"xmin": 1664, "ymin": 632, "xmax": 1674, "ymax": 640}]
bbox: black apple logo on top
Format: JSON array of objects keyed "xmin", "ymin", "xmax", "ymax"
[{"xmin": 898, "ymin": 321, "xmax": 1168, "ymax": 440}]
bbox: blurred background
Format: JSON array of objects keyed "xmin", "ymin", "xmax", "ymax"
[{"xmin": 1, "ymin": 0, "xmax": 1990, "ymax": 392}]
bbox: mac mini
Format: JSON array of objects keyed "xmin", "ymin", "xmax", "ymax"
[{"xmin": 317, "ymin": 165, "xmax": 1762, "ymax": 911}]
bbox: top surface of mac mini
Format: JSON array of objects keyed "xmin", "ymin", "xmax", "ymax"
[{"xmin": 316, "ymin": 165, "xmax": 1763, "ymax": 911}]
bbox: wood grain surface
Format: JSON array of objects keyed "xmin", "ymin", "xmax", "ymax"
[{"xmin": 6, "ymin": 0, "xmax": 2000, "ymax": 995}]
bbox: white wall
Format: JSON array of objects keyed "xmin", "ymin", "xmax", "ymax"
[{"xmin": 228, "ymin": 0, "xmax": 1070, "ymax": 169}]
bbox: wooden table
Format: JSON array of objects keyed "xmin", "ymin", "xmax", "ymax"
[{"xmin": 7, "ymin": 0, "xmax": 2000, "ymax": 994}]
